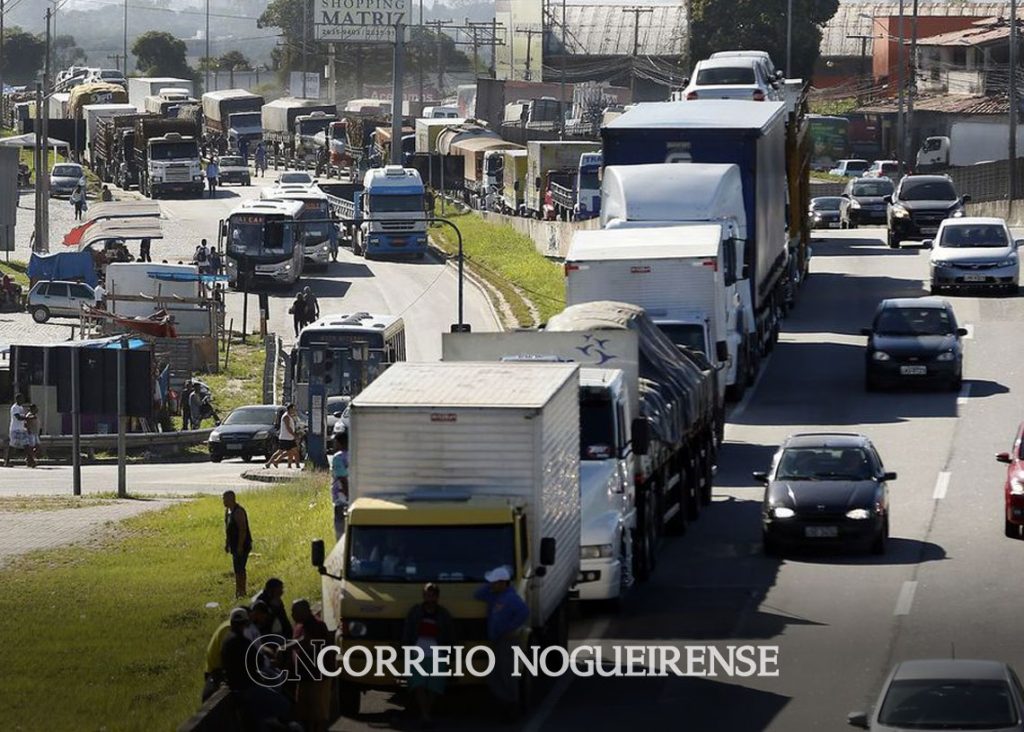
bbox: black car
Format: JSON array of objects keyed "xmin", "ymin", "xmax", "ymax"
[
  {"xmin": 809, "ymin": 196, "xmax": 843, "ymax": 229},
  {"xmin": 840, "ymin": 177, "xmax": 894, "ymax": 228},
  {"xmin": 862, "ymin": 297, "xmax": 967, "ymax": 391},
  {"xmin": 886, "ymin": 174, "xmax": 969, "ymax": 248},
  {"xmin": 208, "ymin": 405, "xmax": 286, "ymax": 462},
  {"xmin": 755, "ymin": 432, "xmax": 894, "ymax": 555}
]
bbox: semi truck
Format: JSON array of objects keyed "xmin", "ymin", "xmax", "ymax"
[
  {"xmin": 449, "ymin": 137, "xmax": 521, "ymax": 208},
  {"xmin": 602, "ymin": 100, "xmax": 792, "ymax": 362},
  {"xmin": 92, "ymin": 112, "xmax": 152, "ymax": 185},
  {"xmin": 261, "ymin": 98, "xmax": 336, "ymax": 167},
  {"xmin": 597, "ymin": 162, "xmax": 755, "ymax": 400},
  {"xmin": 128, "ymin": 77, "xmax": 194, "ymax": 112},
  {"xmin": 916, "ymin": 121, "xmax": 1024, "ymax": 171},
  {"xmin": 498, "ymin": 149, "xmax": 529, "ymax": 214},
  {"xmin": 225, "ymin": 111, "xmax": 263, "ymax": 152},
  {"xmin": 81, "ymin": 103, "xmax": 137, "ymax": 160},
  {"xmin": 549, "ymin": 151, "xmax": 603, "ymax": 220},
  {"xmin": 311, "ymin": 360, "xmax": 580, "ymax": 716},
  {"xmin": 133, "ymin": 118, "xmax": 204, "ymax": 198},
  {"xmin": 201, "ymin": 89, "xmax": 264, "ymax": 138},
  {"xmin": 525, "ymin": 140, "xmax": 602, "ymax": 218}
]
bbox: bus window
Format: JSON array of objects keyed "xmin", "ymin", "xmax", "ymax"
[{"xmin": 296, "ymin": 349, "xmax": 310, "ymax": 383}]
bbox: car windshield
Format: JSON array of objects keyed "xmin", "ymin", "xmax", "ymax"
[
  {"xmin": 224, "ymin": 407, "xmax": 279, "ymax": 426},
  {"xmin": 696, "ymin": 67, "xmax": 756, "ymax": 85},
  {"xmin": 775, "ymin": 447, "xmax": 874, "ymax": 481},
  {"xmin": 852, "ymin": 181, "xmax": 894, "ymax": 197},
  {"xmin": 939, "ymin": 224, "xmax": 1009, "ymax": 248},
  {"xmin": 875, "ymin": 307, "xmax": 954, "ymax": 336},
  {"xmin": 346, "ymin": 525, "xmax": 515, "ymax": 582},
  {"xmin": 327, "ymin": 396, "xmax": 350, "ymax": 413},
  {"xmin": 580, "ymin": 391, "xmax": 616, "ymax": 460},
  {"xmin": 811, "ymin": 198, "xmax": 842, "ymax": 211},
  {"xmin": 901, "ymin": 180, "xmax": 958, "ymax": 201},
  {"xmin": 658, "ymin": 323, "xmax": 708, "ymax": 355},
  {"xmin": 878, "ymin": 678, "xmax": 1018, "ymax": 728},
  {"xmin": 52, "ymin": 165, "xmax": 81, "ymax": 177},
  {"xmin": 280, "ymin": 172, "xmax": 313, "ymax": 184},
  {"xmin": 219, "ymin": 157, "xmax": 244, "ymax": 166}
]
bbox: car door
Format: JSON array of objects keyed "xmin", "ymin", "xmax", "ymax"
[
  {"xmin": 46, "ymin": 282, "xmax": 71, "ymax": 315},
  {"xmin": 69, "ymin": 283, "xmax": 93, "ymax": 312}
]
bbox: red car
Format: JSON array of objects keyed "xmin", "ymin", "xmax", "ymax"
[{"xmin": 996, "ymin": 425, "xmax": 1024, "ymax": 538}]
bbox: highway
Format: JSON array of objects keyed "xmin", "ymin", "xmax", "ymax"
[{"xmin": 331, "ymin": 225, "xmax": 1024, "ymax": 731}]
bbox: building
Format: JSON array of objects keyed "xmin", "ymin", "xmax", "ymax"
[{"xmin": 916, "ymin": 17, "xmax": 1015, "ymax": 95}]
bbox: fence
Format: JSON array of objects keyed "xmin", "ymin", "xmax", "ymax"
[{"xmin": 947, "ymin": 159, "xmax": 1024, "ymax": 204}]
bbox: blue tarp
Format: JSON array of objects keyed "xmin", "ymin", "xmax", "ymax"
[
  {"xmin": 27, "ymin": 250, "xmax": 97, "ymax": 287},
  {"xmin": 146, "ymin": 271, "xmax": 229, "ymax": 283}
]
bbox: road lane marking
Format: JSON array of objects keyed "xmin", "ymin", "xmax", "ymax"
[
  {"xmin": 933, "ymin": 471, "xmax": 951, "ymax": 500},
  {"xmin": 961, "ymin": 323, "xmax": 974, "ymax": 340},
  {"xmin": 895, "ymin": 581, "xmax": 918, "ymax": 616},
  {"xmin": 957, "ymin": 382, "xmax": 971, "ymax": 405}
]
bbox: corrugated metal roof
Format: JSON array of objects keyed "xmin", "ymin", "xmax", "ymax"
[
  {"xmin": 821, "ymin": 2, "xmax": 1011, "ymax": 58},
  {"xmin": 917, "ymin": 19, "xmax": 1012, "ymax": 46},
  {"xmin": 558, "ymin": 3, "xmax": 687, "ymax": 56},
  {"xmin": 856, "ymin": 93, "xmax": 1008, "ymax": 113}
]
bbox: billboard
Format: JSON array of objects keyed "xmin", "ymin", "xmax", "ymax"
[
  {"xmin": 314, "ymin": 0, "xmax": 411, "ymax": 43},
  {"xmin": 289, "ymin": 72, "xmax": 322, "ymax": 100}
]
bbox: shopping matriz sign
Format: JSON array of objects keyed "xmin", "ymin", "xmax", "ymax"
[{"xmin": 315, "ymin": 0, "xmax": 410, "ymax": 43}]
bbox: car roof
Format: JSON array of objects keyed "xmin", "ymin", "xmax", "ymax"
[
  {"xmin": 782, "ymin": 432, "xmax": 870, "ymax": 449},
  {"xmin": 938, "ymin": 216, "xmax": 1006, "ymax": 227},
  {"xmin": 811, "ymin": 196, "xmax": 843, "ymax": 202},
  {"xmin": 879, "ymin": 296, "xmax": 950, "ymax": 310},
  {"xmin": 901, "ymin": 174, "xmax": 953, "ymax": 183},
  {"xmin": 837, "ymin": 159, "xmax": 868, "ymax": 164},
  {"xmin": 696, "ymin": 57, "xmax": 762, "ymax": 71},
  {"xmin": 892, "ymin": 659, "xmax": 1011, "ymax": 682}
]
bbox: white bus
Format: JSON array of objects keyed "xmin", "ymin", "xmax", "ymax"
[{"xmin": 221, "ymin": 199, "xmax": 305, "ymax": 287}]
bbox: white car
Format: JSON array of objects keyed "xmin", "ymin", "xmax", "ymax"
[
  {"xmin": 709, "ymin": 50, "xmax": 783, "ymax": 83},
  {"xmin": 680, "ymin": 57, "xmax": 780, "ymax": 101},
  {"xmin": 216, "ymin": 155, "xmax": 251, "ymax": 187},
  {"xmin": 28, "ymin": 280, "xmax": 96, "ymax": 322},
  {"xmin": 929, "ymin": 217, "xmax": 1021, "ymax": 295},
  {"xmin": 86, "ymin": 68, "xmax": 127, "ymax": 87},
  {"xmin": 829, "ymin": 159, "xmax": 870, "ymax": 178}
]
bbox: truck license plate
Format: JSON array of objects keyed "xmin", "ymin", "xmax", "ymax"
[
  {"xmin": 921, "ymin": 227, "xmax": 938, "ymax": 235},
  {"xmin": 805, "ymin": 526, "xmax": 838, "ymax": 538},
  {"xmin": 900, "ymin": 365, "xmax": 927, "ymax": 375},
  {"xmin": 963, "ymin": 274, "xmax": 986, "ymax": 282},
  {"xmin": 226, "ymin": 444, "xmax": 242, "ymax": 450}
]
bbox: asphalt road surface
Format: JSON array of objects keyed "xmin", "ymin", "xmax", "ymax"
[{"xmin": 328, "ymin": 226, "xmax": 1024, "ymax": 731}]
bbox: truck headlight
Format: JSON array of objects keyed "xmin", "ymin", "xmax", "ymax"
[
  {"xmin": 772, "ymin": 506, "xmax": 795, "ymax": 519},
  {"xmin": 872, "ymin": 351, "xmax": 891, "ymax": 361},
  {"xmin": 193, "ymin": 175, "xmax": 203, "ymax": 181},
  {"xmin": 846, "ymin": 508, "xmax": 872, "ymax": 520},
  {"xmin": 892, "ymin": 205, "xmax": 909, "ymax": 218},
  {"xmin": 580, "ymin": 544, "xmax": 614, "ymax": 560}
]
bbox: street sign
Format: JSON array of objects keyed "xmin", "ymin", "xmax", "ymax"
[
  {"xmin": 314, "ymin": 0, "xmax": 410, "ymax": 43},
  {"xmin": 289, "ymin": 71, "xmax": 321, "ymax": 99}
]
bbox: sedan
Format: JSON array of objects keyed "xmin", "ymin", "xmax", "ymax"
[
  {"xmin": 208, "ymin": 404, "xmax": 285, "ymax": 463},
  {"xmin": 863, "ymin": 297, "xmax": 967, "ymax": 391},
  {"xmin": 49, "ymin": 163, "xmax": 85, "ymax": 198},
  {"xmin": 840, "ymin": 177, "xmax": 894, "ymax": 228},
  {"xmin": 929, "ymin": 217, "xmax": 1020, "ymax": 295},
  {"xmin": 864, "ymin": 160, "xmax": 899, "ymax": 179},
  {"xmin": 755, "ymin": 432, "xmax": 893, "ymax": 555},
  {"xmin": 809, "ymin": 196, "xmax": 843, "ymax": 229},
  {"xmin": 848, "ymin": 659, "xmax": 1024, "ymax": 731},
  {"xmin": 996, "ymin": 425, "xmax": 1024, "ymax": 539}
]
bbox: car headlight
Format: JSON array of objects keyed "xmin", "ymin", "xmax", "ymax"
[
  {"xmin": 253, "ymin": 430, "xmax": 269, "ymax": 440},
  {"xmin": 931, "ymin": 258, "xmax": 950, "ymax": 267},
  {"xmin": 872, "ymin": 351, "xmax": 891, "ymax": 361},
  {"xmin": 951, "ymin": 208, "xmax": 965, "ymax": 218},
  {"xmin": 208, "ymin": 431, "xmax": 221, "ymax": 442},
  {"xmin": 580, "ymin": 544, "xmax": 615, "ymax": 560},
  {"xmin": 892, "ymin": 204, "xmax": 909, "ymax": 218},
  {"xmin": 1001, "ymin": 254, "xmax": 1018, "ymax": 267},
  {"xmin": 772, "ymin": 506, "xmax": 796, "ymax": 519},
  {"xmin": 1011, "ymin": 476, "xmax": 1024, "ymax": 495},
  {"xmin": 850, "ymin": 199, "xmax": 862, "ymax": 209},
  {"xmin": 846, "ymin": 508, "xmax": 872, "ymax": 520},
  {"xmin": 193, "ymin": 175, "xmax": 203, "ymax": 181},
  {"xmin": 936, "ymin": 351, "xmax": 956, "ymax": 362}
]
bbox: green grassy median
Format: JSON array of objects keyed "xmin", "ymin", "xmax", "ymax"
[{"xmin": 0, "ymin": 476, "xmax": 333, "ymax": 730}]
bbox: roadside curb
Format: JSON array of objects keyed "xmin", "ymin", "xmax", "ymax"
[
  {"xmin": 240, "ymin": 468, "xmax": 304, "ymax": 484},
  {"xmin": 427, "ymin": 237, "xmax": 512, "ymax": 331}
]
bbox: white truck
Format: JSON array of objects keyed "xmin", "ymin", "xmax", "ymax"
[
  {"xmin": 128, "ymin": 77, "xmax": 194, "ymax": 112},
  {"xmin": 525, "ymin": 140, "xmax": 602, "ymax": 218},
  {"xmin": 82, "ymin": 103, "xmax": 138, "ymax": 161},
  {"xmin": 916, "ymin": 121, "xmax": 1024, "ymax": 171},
  {"xmin": 142, "ymin": 89, "xmax": 197, "ymax": 118},
  {"xmin": 413, "ymin": 117, "xmax": 467, "ymax": 155},
  {"xmin": 598, "ymin": 163, "xmax": 755, "ymax": 400},
  {"xmin": 311, "ymin": 360, "xmax": 580, "ymax": 715}
]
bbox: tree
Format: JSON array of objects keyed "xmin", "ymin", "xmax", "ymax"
[
  {"xmin": 689, "ymin": 0, "xmax": 838, "ymax": 81},
  {"xmin": 1, "ymin": 27, "xmax": 45, "ymax": 85},
  {"xmin": 53, "ymin": 35, "xmax": 87, "ymax": 70},
  {"xmin": 218, "ymin": 51, "xmax": 252, "ymax": 71},
  {"xmin": 132, "ymin": 31, "xmax": 194, "ymax": 79}
]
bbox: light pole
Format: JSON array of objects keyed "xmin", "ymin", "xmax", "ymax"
[
  {"xmin": 205, "ymin": 0, "xmax": 211, "ymax": 92},
  {"xmin": 123, "ymin": 0, "xmax": 128, "ymax": 75},
  {"xmin": 905, "ymin": 0, "xmax": 919, "ymax": 172},
  {"xmin": 1011, "ymin": 0, "xmax": 1019, "ymax": 212},
  {"xmin": 896, "ymin": 2, "xmax": 905, "ymax": 177},
  {"xmin": 786, "ymin": 0, "xmax": 793, "ymax": 75}
]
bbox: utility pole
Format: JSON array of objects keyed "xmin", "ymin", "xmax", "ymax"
[
  {"xmin": 205, "ymin": 0, "xmax": 210, "ymax": 92},
  {"xmin": 1011, "ymin": 0, "xmax": 1019, "ymax": 211},
  {"xmin": 302, "ymin": 0, "xmax": 309, "ymax": 98},
  {"xmin": 560, "ymin": 0, "xmax": 567, "ymax": 137},
  {"xmin": 391, "ymin": 23, "xmax": 404, "ymax": 165},
  {"xmin": 515, "ymin": 26, "xmax": 543, "ymax": 81},
  {"xmin": 426, "ymin": 20, "xmax": 452, "ymax": 96},
  {"xmin": 905, "ymin": 0, "xmax": 919, "ymax": 172},
  {"xmin": 786, "ymin": 0, "xmax": 793, "ymax": 74},
  {"xmin": 490, "ymin": 17, "xmax": 497, "ymax": 78},
  {"xmin": 328, "ymin": 43, "xmax": 337, "ymax": 106},
  {"xmin": 355, "ymin": 44, "xmax": 364, "ymax": 97},
  {"xmin": 896, "ymin": 0, "xmax": 905, "ymax": 177},
  {"xmin": 41, "ymin": 8, "xmax": 51, "ymax": 252},
  {"xmin": 1, "ymin": 0, "xmax": 6, "ymax": 130},
  {"xmin": 622, "ymin": 7, "xmax": 653, "ymax": 98},
  {"xmin": 123, "ymin": 0, "xmax": 128, "ymax": 75},
  {"xmin": 107, "ymin": 54, "xmax": 125, "ymax": 73},
  {"xmin": 418, "ymin": 0, "xmax": 425, "ymax": 103}
]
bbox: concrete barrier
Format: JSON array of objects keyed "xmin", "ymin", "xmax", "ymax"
[
  {"xmin": 177, "ymin": 687, "xmax": 241, "ymax": 732},
  {"xmin": 966, "ymin": 200, "xmax": 1024, "ymax": 226},
  {"xmin": 477, "ymin": 211, "xmax": 600, "ymax": 259}
]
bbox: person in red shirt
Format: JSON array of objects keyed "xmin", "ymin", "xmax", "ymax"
[{"xmin": 402, "ymin": 583, "xmax": 454, "ymax": 727}]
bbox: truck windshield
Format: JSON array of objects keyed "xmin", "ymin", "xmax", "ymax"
[
  {"xmin": 580, "ymin": 391, "xmax": 617, "ymax": 460},
  {"xmin": 299, "ymin": 118, "xmax": 333, "ymax": 136},
  {"xmin": 227, "ymin": 214, "xmax": 293, "ymax": 257},
  {"xmin": 579, "ymin": 170, "xmax": 600, "ymax": 191},
  {"xmin": 229, "ymin": 112, "xmax": 260, "ymax": 127},
  {"xmin": 331, "ymin": 125, "xmax": 347, "ymax": 140},
  {"xmin": 368, "ymin": 194, "xmax": 424, "ymax": 213},
  {"xmin": 657, "ymin": 323, "xmax": 708, "ymax": 356},
  {"xmin": 151, "ymin": 141, "xmax": 198, "ymax": 160},
  {"xmin": 347, "ymin": 525, "xmax": 515, "ymax": 583}
]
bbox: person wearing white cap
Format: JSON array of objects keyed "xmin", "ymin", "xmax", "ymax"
[{"xmin": 474, "ymin": 565, "xmax": 529, "ymax": 717}]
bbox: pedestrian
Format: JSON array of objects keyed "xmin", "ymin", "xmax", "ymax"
[
  {"xmin": 188, "ymin": 384, "xmax": 203, "ymax": 430},
  {"xmin": 252, "ymin": 578, "xmax": 293, "ymax": 638},
  {"xmin": 23, "ymin": 404, "xmax": 40, "ymax": 468},
  {"xmin": 138, "ymin": 238, "xmax": 151, "ymax": 263},
  {"xmin": 92, "ymin": 280, "xmax": 106, "ymax": 308},
  {"xmin": 302, "ymin": 286, "xmax": 319, "ymax": 326},
  {"xmin": 223, "ymin": 490, "xmax": 253, "ymax": 598},
  {"xmin": 255, "ymin": 143, "xmax": 267, "ymax": 177},
  {"xmin": 180, "ymin": 381, "xmax": 192, "ymax": 430},
  {"xmin": 220, "ymin": 606, "xmax": 291, "ymax": 725},
  {"xmin": 266, "ymin": 404, "xmax": 301, "ymax": 469},
  {"xmin": 291, "ymin": 599, "xmax": 333, "ymax": 732},
  {"xmin": 208, "ymin": 247, "xmax": 221, "ymax": 276},
  {"xmin": 70, "ymin": 184, "xmax": 85, "ymax": 220},
  {"xmin": 5, "ymin": 393, "xmax": 31, "ymax": 468},
  {"xmin": 100, "ymin": 184, "xmax": 113, "ymax": 202},
  {"xmin": 206, "ymin": 158, "xmax": 219, "ymax": 198},
  {"xmin": 330, "ymin": 432, "xmax": 349, "ymax": 540},
  {"xmin": 239, "ymin": 137, "xmax": 250, "ymax": 163},
  {"xmin": 194, "ymin": 240, "xmax": 210, "ymax": 273},
  {"xmin": 474, "ymin": 566, "xmax": 529, "ymax": 718},
  {"xmin": 203, "ymin": 605, "xmax": 264, "ymax": 701},
  {"xmin": 402, "ymin": 583, "xmax": 454, "ymax": 727},
  {"xmin": 289, "ymin": 292, "xmax": 306, "ymax": 338}
]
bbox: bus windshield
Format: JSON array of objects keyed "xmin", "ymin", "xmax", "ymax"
[
  {"xmin": 227, "ymin": 214, "xmax": 294, "ymax": 258},
  {"xmin": 297, "ymin": 200, "xmax": 332, "ymax": 245}
]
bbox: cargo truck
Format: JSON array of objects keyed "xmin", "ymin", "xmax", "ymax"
[
  {"xmin": 81, "ymin": 103, "xmax": 137, "ymax": 160},
  {"xmin": 143, "ymin": 90, "xmax": 198, "ymax": 118},
  {"xmin": 550, "ymin": 151, "xmax": 603, "ymax": 220},
  {"xmin": 602, "ymin": 100, "xmax": 791, "ymax": 360},
  {"xmin": 201, "ymin": 89, "xmax": 264, "ymax": 138},
  {"xmin": 498, "ymin": 149, "xmax": 529, "ymax": 214},
  {"xmin": 916, "ymin": 121, "xmax": 1024, "ymax": 171},
  {"xmin": 134, "ymin": 118, "xmax": 204, "ymax": 198},
  {"xmin": 414, "ymin": 117, "xmax": 467, "ymax": 155},
  {"xmin": 449, "ymin": 137, "xmax": 521, "ymax": 208},
  {"xmin": 598, "ymin": 163, "xmax": 755, "ymax": 400},
  {"xmin": 128, "ymin": 77, "xmax": 194, "ymax": 112},
  {"xmin": 261, "ymin": 98, "xmax": 336, "ymax": 167},
  {"xmin": 226, "ymin": 111, "xmax": 263, "ymax": 152},
  {"xmin": 294, "ymin": 110, "xmax": 338, "ymax": 165},
  {"xmin": 92, "ymin": 112, "xmax": 152, "ymax": 184},
  {"xmin": 525, "ymin": 140, "xmax": 602, "ymax": 218},
  {"xmin": 311, "ymin": 360, "xmax": 580, "ymax": 716},
  {"xmin": 48, "ymin": 92, "xmax": 70, "ymax": 120},
  {"xmin": 68, "ymin": 83, "xmax": 129, "ymax": 121}
]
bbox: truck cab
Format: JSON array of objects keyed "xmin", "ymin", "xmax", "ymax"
[
  {"xmin": 575, "ymin": 152, "xmax": 603, "ymax": 220},
  {"xmin": 360, "ymin": 166, "xmax": 428, "ymax": 258},
  {"xmin": 295, "ymin": 111, "xmax": 337, "ymax": 162},
  {"xmin": 227, "ymin": 111, "xmax": 264, "ymax": 150},
  {"xmin": 916, "ymin": 136, "xmax": 949, "ymax": 171},
  {"xmin": 146, "ymin": 132, "xmax": 203, "ymax": 197}
]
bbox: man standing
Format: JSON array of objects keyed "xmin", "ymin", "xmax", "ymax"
[
  {"xmin": 255, "ymin": 142, "xmax": 267, "ymax": 177},
  {"xmin": 92, "ymin": 280, "xmax": 106, "ymax": 309},
  {"xmin": 6, "ymin": 392, "xmax": 30, "ymax": 467},
  {"xmin": 474, "ymin": 566, "xmax": 529, "ymax": 717},
  {"xmin": 206, "ymin": 158, "xmax": 219, "ymax": 198},
  {"xmin": 330, "ymin": 432, "xmax": 349, "ymax": 539},
  {"xmin": 290, "ymin": 292, "xmax": 306, "ymax": 338},
  {"xmin": 208, "ymin": 247, "xmax": 222, "ymax": 276},
  {"xmin": 291, "ymin": 599, "xmax": 333, "ymax": 732},
  {"xmin": 402, "ymin": 583, "xmax": 454, "ymax": 726},
  {"xmin": 188, "ymin": 386, "xmax": 203, "ymax": 430},
  {"xmin": 223, "ymin": 490, "xmax": 253, "ymax": 597},
  {"xmin": 138, "ymin": 238, "xmax": 152, "ymax": 263}
]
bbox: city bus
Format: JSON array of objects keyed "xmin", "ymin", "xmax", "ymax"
[
  {"xmin": 261, "ymin": 187, "xmax": 337, "ymax": 270},
  {"xmin": 290, "ymin": 312, "xmax": 406, "ymax": 464},
  {"xmin": 808, "ymin": 115, "xmax": 851, "ymax": 171},
  {"xmin": 221, "ymin": 199, "xmax": 305, "ymax": 287}
]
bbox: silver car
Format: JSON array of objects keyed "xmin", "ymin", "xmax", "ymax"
[
  {"xmin": 680, "ymin": 57, "xmax": 780, "ymax": 101},
  {"xmin": 929, "ymin": 217, "xmax": 1021, "ymax": 295},
  {"xmin": 49, "ymin": 163, "xmax": 85, "ymax": 198},
  {"xmin": 28, "ymin": 280, "xmax": 95, "ymax": 322}
]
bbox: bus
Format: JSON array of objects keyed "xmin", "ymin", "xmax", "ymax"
[
  {"xmin": 221, "ymin": 199, "xmax": 305, "ymax": 287},
  {"xmin": 808, "ymin": 115, "xmax": 850, "ymax": 172},
  {"xmin": 261, "ymin": 187, "xmax": 337, "ymax": 270},
  {"xmin": 290, "ymin": 312, "xmax": 406, "ymax": 465}
]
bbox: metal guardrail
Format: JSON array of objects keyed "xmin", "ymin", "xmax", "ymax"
[{"xmin": 36, "ymin": 428, "xmax": 213, "ymax": 451}]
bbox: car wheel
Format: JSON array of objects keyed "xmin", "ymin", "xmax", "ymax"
[
  {"xmin": 244, "ymin": 178, "xmax": 251, "ymax": 186},
  {"xmin": 1005, "ymin": 518, "xmax": 1020, "ymax": 539},
  {"xmin": 31, "ymin": 306, "xmax": 50, "ymax": 323},
  {"xmin": 871, "ymin": 519, "xmax": 888, "ymax": 555},
  {"xmin": 888, "ymin": 230, "xmax": 900, "ymax": 249}
]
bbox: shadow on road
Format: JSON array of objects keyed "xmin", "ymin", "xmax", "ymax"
[
  {"xmin": 783, "ymin": 272, "xmax": 929, "ymax": 336},
  {"xmin": 715, "ymin": 442, "xmax": 777, "ymax": 488},
  {"xmin": 324, "ymin": 262, "xmax": 374, "ymax": 279},
  {"xmin": 810, "ymin": 236, "xmax": 920, "ymax": 257},
  {"xmin": 296, "ymin": 279, "xmax": 352, "ymax": 299},
  {"xmin": 967, "ymin": 379, "xmax": 1011, "ymax": 398},
  {"xmin": 781, "ymin": 537, "xmax": 947, "ymax": 567}
]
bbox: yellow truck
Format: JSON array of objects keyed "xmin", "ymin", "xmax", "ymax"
[{"xmin": 311, "ymin": 360, "xmax": 581, "ymax": 716}]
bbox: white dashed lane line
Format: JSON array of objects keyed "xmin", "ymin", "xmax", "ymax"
[
  {"xmin": 933, "ymin": 471, "xmax": 951, "ymax": 500},
  {"xmin": 957, "ymin": 382, "xmax": 971, "ymax": 406},
  {"xmin": 895, "ymin": 581, "xmax": 918, "ymax": 616}
]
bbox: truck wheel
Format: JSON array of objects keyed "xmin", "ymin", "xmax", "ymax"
[
  {"xmin": 634, "ymin": 493, "xmax": 658, "ymax": 581},
  {"xmin": 337, "ymin": 684, "xmax": 361, "ymax": 718}
]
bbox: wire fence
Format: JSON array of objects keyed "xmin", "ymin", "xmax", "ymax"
[{"xmin": 948, "ymin": 158, "xmax": 1024, "ymax": 203}]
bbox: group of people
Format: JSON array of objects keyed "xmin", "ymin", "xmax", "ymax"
[
  {"xmin": 289, "ymin": 287, "xmax": 321, "ymax": 337},
  {"xmin": 6, "ymin": 392, "xmax": 40, "ymax": 468},
  {"xmin": 192, "ymin": 240, "xmax": 222, "ymax": 275}
]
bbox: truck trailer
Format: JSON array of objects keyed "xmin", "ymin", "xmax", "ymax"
[
  {"xmin": 128, "ymin": 77, "xmax": 194, "ymax": 112},
  {"xmin": 261, "ymin": 98, "xmax": 336, "ymax": 167},
  {"xmin": 525, "ymin": 140, "xmax": 601, "ymax": 218}
]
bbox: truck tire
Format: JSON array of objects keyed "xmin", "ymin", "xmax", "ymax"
[{"xmin": 634, "ymin": 492, "xmax": 658, "ymax": 581}]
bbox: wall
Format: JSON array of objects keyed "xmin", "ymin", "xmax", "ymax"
[
  {"xmin": 965, "ymin": 200, "xmax": 1024, "ymax": 226},
  {"xmin": 478, "ymin": 210, "xmax": 600, "ymax": 258}
]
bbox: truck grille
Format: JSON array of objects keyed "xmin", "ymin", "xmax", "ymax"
[
  {"xmin": 165, "ymin": 164, "xmax": 191, "ymax": 183},
  {"xmin": 380, "ymin": 221, "xmax": 415, "ymax": 232}
]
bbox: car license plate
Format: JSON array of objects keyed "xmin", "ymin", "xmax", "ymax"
[
  {"xmin": 828, "ymin": 222, "xmax": 840, "ymax": 228},
  {"xmin": 805, "ymin": 526, "xmax": 838, "ymax": 538},
  {"xmin": 900, "ymin": 365, "xmax": 927, "ymax": 375},
  {"xmin": 963, "ymin": 274, "xmax": 986, "ymax": 282},
  {"xmin": 226, "ymin": 444, "xmax": 242, "ymax": 451}
]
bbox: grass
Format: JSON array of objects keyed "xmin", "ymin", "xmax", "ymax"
[
  {"xmin": 177, "ymin": 338, "xmax": 266, "ymax": 431},
  {"xmin": 0, "ymin": 475, "xmax": 333, "ymax": 731},
  {"xmin": 811, "ymin": 171, "xmax": 848, "ymax": 183},
  {"xmin": 0, "ymin": 259, "xmax": 29, "ymax": 288},
  {"xmin": 0, "ymin": 496, "xmax": 117, "ymax": 512},
  {"xmin": 430, "ymin": 203, "xmax": 566, "ymax": 326}
]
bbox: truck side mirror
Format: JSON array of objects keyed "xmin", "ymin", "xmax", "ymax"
[
  {"xmin": 716, "ymin": 341, "xmax": 729, "ymax": 363},
  {"xmin": 540, "ymin": 537, "xmax": 556, "ymax": 566},
  {"xmin": 534, "ymin": 177, "xmax": 541, "ymax": 188},
  {"xmin": 631, "ymin": 417, "xmax": 650, "ymax": 456},
  {"xmin": 311, "ymin": 539, "xmax": 325, "ymax": 568},
  {"xmin": 220, "ymin": 221, "xmax": 227, "ymax": 238}
]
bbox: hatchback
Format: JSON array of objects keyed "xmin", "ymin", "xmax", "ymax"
[{"xmin": 28, "ymin": 280, "xmax": 96, "ymax": 323}]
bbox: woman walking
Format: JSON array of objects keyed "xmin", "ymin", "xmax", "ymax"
[
  {"xmin": 70, "ymin": 184, "xmax": 86, "ymax": 221},
  {"xmin": 266, "ymin": 404, "xmax": 302, "ymax": 469}
]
